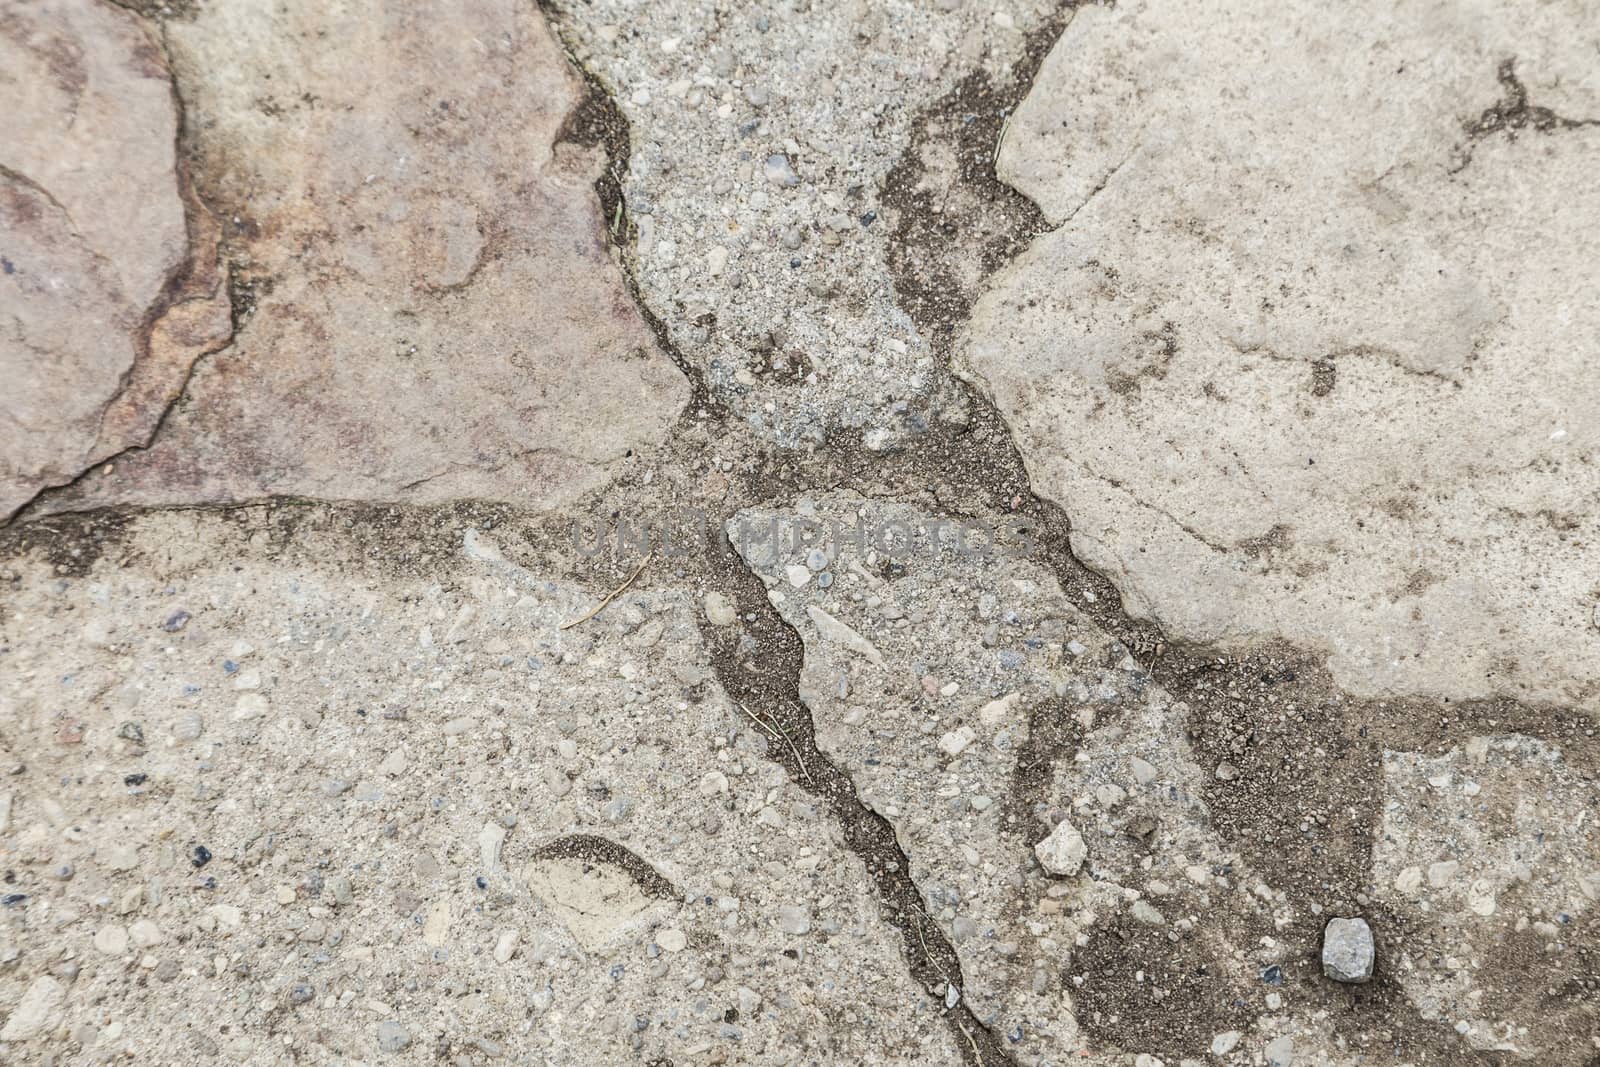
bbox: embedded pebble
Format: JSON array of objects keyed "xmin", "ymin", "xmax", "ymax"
[
  {"xmin": 0, "ymin": 976, "xmax": 64, "ymax": 1041},
  {"xmin": 1211, "ymin": 1030, "xmax": 1241, "ymax": 1055},
  {"xmin": 376, "ymin": 1019, "xmax": 412, "ymax": 1052},
  {"xmin": 704, "ymin": 591, "xmax": 738, "ymax": 626},
  {"xmin": 1033, "ymin": 819, "xmax": 1086, "ymax": 877},
  {"xmin": 1321, "ymin": 917, "xmax": 1375, "ymax": 983},
  {"xmin": 94, "ymin": 925, "xmax": 130, "ymax": 956},
  {"xmin": 763, "ymin": 154, "xmax": 801, "ymax": 187},
  {"xmin": 777, "ymin": 905, "xmax": 811, "ymax": 935},
  {"xmin": 938, "ymin": 725, "xmax": 975, "ymax": 757}
]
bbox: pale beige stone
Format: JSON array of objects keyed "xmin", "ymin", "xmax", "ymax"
[
  {"xmin": 0, "ymin": 976, "xmax": 64, "ymax": 1042},
  {"xmin": 964, "ymin": 0, "xmax": 1600, "ymax": 711}
]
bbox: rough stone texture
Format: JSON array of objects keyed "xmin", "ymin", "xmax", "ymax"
[
  {"xmin": 730, "ymin": 497, "xmax": 1281, "ymax": 1064},
  {"xmin": 552, "ymin": 0, "xmax": 1058, "ymax": 449},
  {"xmin": 1032, "ymin": 817, "xmax": 1085, "ymax": 877},
  {"xmin": 0, "ymin": 0, "xmax": 231, "ymax": 521},
  {"xmin": 0, "ymin": 514, "xmax": 955, "ymax": 1063},
  {"xmin": 961, "ymin": 0, "xmax": 1600, "ymax": 711},
  {"xmin": 4, "ymin": 1, "xmax": 1599, "ymax": 1064},
  {"xmin": 0, "ymin": 975, "xmax": 64, "ymax": 1042},
  {"xmin": 1373, "ymin": 737, "xmax": 1600, "ymax": 1057},
  {"xmin": 1320, "ymin": 918, "xmax": 1374, "ymax": 984},
  {"xmin": 37, "ymin": 0, "xmax": 687, "ymax": 514}
]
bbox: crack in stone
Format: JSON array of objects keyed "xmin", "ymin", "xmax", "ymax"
[
  {"xmin": 8, "ymin": 3, "xmax": 1600, "ymax": 1060},
  {"xmin": 538, "ymin": 0, "xmax": 720, "ymax": 426},
  {"xmin": 4, "ymin": 8, "xmax": 237, "ymax": 527},
  {"xmin": 1451, "ymin": 57, "xmax": 1600, "ymax": 174},
  {"xmin": 698, "ymin": 527, "xmax": 1017, "ymax": 1066}
]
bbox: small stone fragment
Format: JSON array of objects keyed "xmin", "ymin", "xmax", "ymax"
[
  {"xmin": 704, "ymin": 591, "xmax": 737, "ymax": 626},
  {"xmin": 479, "ymin": 821, "xmax": 506, "ymax": 870},
  {"xmin": 1034, "ymin": 819, "xmax": 1087, "ymax": 877},
  {"xmin": 776, "ymin": 904, "xmax": 811, "ymax": 935},
  {"xmin": 493, "ymin": 929, "xmax": 519, "ymax": 964},
  {"xmin": 763, "ymin": 154, "xmax": 801, "ymax": 187},
  {"xmin": 1129, "ymin": 899, "xmax": 1165, "ymax": 926},
  {"xmin": 376, "ymin": 1019, "xmax": 412, "ymax": 1053},
  {"xmin": 1321, "ymin": 917, "xmax": 1374, "ymax": 983},
  {"xmin": 1129, "ymin": 756, "xmax": 1157, "ymax": 785},
  {"xmin": 94, "ymin": 924, "xmax": 130, "ymax": 956},
  {"xmin": 938, "ymin": 725, "xmax": 975, "ymax": 757},
  {"xmin": 805, "ymin": 606, "xmax": 885, "ymax": 668},
  {"xmin": 129, "ymin": 919, "xmax": 163, "ymax": 947},
  {"xmin": 0, "ymin": 976, "xmax": 64, "ymax": 1041}
]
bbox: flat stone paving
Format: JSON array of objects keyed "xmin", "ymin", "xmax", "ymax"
[{"xmin": 1, "ymin": 1, "xmax": 1596, "ymax": 1065}]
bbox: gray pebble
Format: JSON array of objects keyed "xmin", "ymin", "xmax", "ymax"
[
  {"xmin": 376, "ymin": 1019, "xmax": 412, "ymax": 1052},
  {"xmin": 1321, "ymin": 916, "xmax": 1375, "ymax": 983},
  {"xmin": 764, "ymin": 154, "xmax": 801, "ymax": 187}
]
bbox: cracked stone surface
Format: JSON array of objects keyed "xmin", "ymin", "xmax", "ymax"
[
  {"xmin": 27, "ymin": 0, "xmax": 687, "ymax": 515},
  {"xmin": 3, "ymin": 0, "xmax": 1599, "ymax": 1064},
  {"xmin": 961, "ymin": 0, "xmax": 1600, "ymax": 711},
  {"xmin": 551, "ymin": 0, "xmax": 1058, "ymax": 449},
  {"xmin": 0, "ymin": 513, "xmax": 957, "ymax": 1063},
  {"xmin": 728, "ymin": 497, "xmax": 1357, "ymax": 1064},
  {"xmin": 0, "ymin": 0, "xmax": 230, "ymax": 521}
]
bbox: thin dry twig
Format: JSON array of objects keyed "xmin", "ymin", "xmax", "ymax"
[
  {"xmin": 735, "ymin": 701, "xmax": 813, "ymax": 784},
  {"xmin": 956, "ymin": 1021, "xmax": 984, "ymax": 1067},
  {"xmin": 559, "ymin": 553, "xmax": 652, "ymax": 630},
  {"xmin": 910, "ymin": 901, "xmax": 949, "ymax": 983}
]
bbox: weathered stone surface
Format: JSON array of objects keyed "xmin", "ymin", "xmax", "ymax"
[
  {"xmin": 961, "ymin": 0, "xmax": 1600, "ymax": 710},
  {"xmin": 43, "ymin": 0, "xmax": 686, "ymax": 513},
  {"xmin": 554, "ymin": 0, "xmax": 1061, "ymax": 450},
  {"xmin": 731, "ymin": 497, "xmax": 1258, "ymax": 1063},
  {"xmin": 0, "ymin": 0, "xmax": 230, "ymax": 520},
  {"xmin": 0, "ymin": 976, "xmax": 64, "ymax": 1042},
  {"xmin": 1320, "ymin": 918, "xmax": 1374, "ymax": 984},
  {"xmin": 1373, "ymin": 737, "xmax": 1599, "ymax": 1055},
  {"xmin": 6, "ymin": 2, "xmax": 1597, "ymax": 1063},
  {"xmin": 0, "ymin": 514, "xmax": 956, "ymax": 1064}
]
